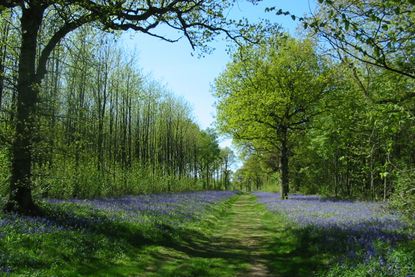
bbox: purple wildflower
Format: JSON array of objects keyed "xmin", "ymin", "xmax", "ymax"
[
  {"xmin": 254, "ymin": 192, "xmax": 410, "ymax": 264},
  {"xmin": 48, "ymin": 190, "xmax": 236, "ymax": 225}
]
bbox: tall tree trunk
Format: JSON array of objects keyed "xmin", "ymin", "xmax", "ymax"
[
  {"xmin": 48, "ymin": 46, "xmax": 60, "ymax": 168},
  {"xmin": 9, "ymin": 58, "xmax": 18, "ymax": 123},
  {"xmin": 333, "ymin": 153, "xmax": 339, "ymax": 198},
  {"xmin": 5, "ymin": 6, "xmax": 44, "ymax": 214},
  {"xmin": 97, "ymin": 58, "xmax": 108, "ymax": 173},
  {"xmin": 97, "ymin": 100, "xmax": 104, "ymax": 171},
  {"xmin": 0, "ymin": 49, "xmax": 4, "ymax": 111},
  {"xmin": 280, "ymin": 126, "xmax": 289, "ymax": 200},
  {"xmin": 206, "ymin": 164, "xmax": 210, "ymax": 189},
  {"xmin": 0, "ymin": 21, "xmax": 9, "ymax": 110},
  {"xmin": 127, "ymin": 95, "xmax": 132, "ymax": 168}
]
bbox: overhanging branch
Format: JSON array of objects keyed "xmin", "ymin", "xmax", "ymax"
[{"xmin": 35, "ymin": 13, "xmax": 97, "ymax": 82}]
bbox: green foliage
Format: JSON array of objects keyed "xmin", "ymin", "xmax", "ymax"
[
  {"xmin": 233, "ymin": 152, "xmax": 280, "ymax": 192},
  {"xmin": 289, "ymin": 62, "xmax": 415, "ymax": 201},
  {"xmin": 32, "ymin": 161, "xmax": 207, "ymax": 199},
  {"xmin": 1, "ymin": 0, "xmax": 256, "ymax": 212},
  {"xmin": 390, "ymin": 169, "xmax": 415, "ymax": 220},
  {"xmin": 0, "ymin": 148, "xmax": 9, "ymax": 202},
  {"xmin": 214, "ymin": 34, "xmax": 333, "ymax": 194},
  {"xmin": 304, "ymin": 0, "xmax": 415, "ymax": 79},
  {"xmin": 215, "ymin": 35, "xmax": 330, "ymax": 143},
  {"xmin": 0, "ymin": 24, "xmax": 234, "ymax": 201},
  {"xmin": 266, "ymin": 3, "xmax": 415, "ymax": 200},
  {"xmin": 324, "ymin": 241, "xmax": 415, "ymax": 277}
]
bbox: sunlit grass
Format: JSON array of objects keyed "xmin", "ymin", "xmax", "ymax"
[{"xmin": 1, "ymin": 192, "xmax": 414, "ymax": 276}]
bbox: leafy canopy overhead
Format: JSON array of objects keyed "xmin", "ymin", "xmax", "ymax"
[
  {"xmin": 0, "ymin": 0, "xmax": 261, "ymax": 64},
  {"xmin": 214, "ymin": 35, "xmax": 333, "ymax": 151},
  {"xmin": 267, "ymin": 0, "xmax": 415, "ymax": 79}
]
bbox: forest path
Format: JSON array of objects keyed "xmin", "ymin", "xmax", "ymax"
[
  {"xmin": 197, "ymin": 193, "xmax": 323, "ymax": 277},
  {"xmin": 210, "ymin": 194, "xmax": 274, "ymax": 277},
  {"xmin": 78, "ymin": 193, "xmax": 324, "ymax": 276}
]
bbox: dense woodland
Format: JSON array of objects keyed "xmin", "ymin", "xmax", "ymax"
[
  {"xmin": 0, "ymin": 0, "xmax": 413, "ymax": 219},
  {"xmin": 215, "ymin": 0, "xmax": 415, "ymax": 217},
  {"xmin": 0, "ymin": 1, "xmax": 414, "ymax": 275},
  {"xmin": 0, "ymin": 12, "xmax": 233, "ymax": 203}
]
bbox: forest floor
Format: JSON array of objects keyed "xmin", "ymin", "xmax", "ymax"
[
  {"xmin": 62, "ymin": 194, "xmax": 311, "ymax": 276},
  {"xmin": 74, "ymin": 194, "xmax": 327, "ymax": 276},
  {"xmin": 196, "ymin": 194, "xmax": 326, "ymax": 277},
  {"xmin": 0, "ymin": 193, "xmax": 328, "ymax": 276},
  {"xmin": 1, "ymin": 192, "xmax": 413, "ymax": 276}
]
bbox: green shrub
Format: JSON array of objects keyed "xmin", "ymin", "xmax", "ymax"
[
  {"xmin": 0, "ymin": 148, "xmax": 10, "ymax": 203},
  {"xmin": 32, "ymin": 158, "xmax": 208, "ymax": 200},
  {"xmin": 390, "ymin": 168, "xmax": 415, "ymax": 221}
]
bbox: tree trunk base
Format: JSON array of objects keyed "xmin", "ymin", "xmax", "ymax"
[{"xmin": 3, "ymin": 200, "xmax": 41, "ymax": 216}]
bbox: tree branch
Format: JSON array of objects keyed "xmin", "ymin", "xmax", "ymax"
[{"xmin": 35, "ymin": 13, "xmax": 97, "ymax": 82}]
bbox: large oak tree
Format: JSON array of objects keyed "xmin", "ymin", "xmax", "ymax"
[{"xmin": 214, "ymin": 35, "xmax": 333, "ymax": 199}]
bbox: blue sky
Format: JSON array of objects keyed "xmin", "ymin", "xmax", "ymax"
[{"xmin": 121, "ymin": 0, "xmax": 316, "ymax": 147}]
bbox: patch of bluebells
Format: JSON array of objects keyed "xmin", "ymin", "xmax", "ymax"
[
  {"xmin": 0, "ymin": 213, "xmax": 66, "ymax": 235},
  {"xmin": 0, "ymin": 250, "xmax": 11, "ymax": 275},
  {"xmin": 254, "ymin": 192, "xmax": 414, "ymax": 275},
  {"xmin": 0, "ymin": 191, "xmax": 236, "ymax": 274},
  {"xmin": 0, "ymin": 191, "xmax": 235, "ymax": 242},
  {"xmin": 48, "ymin": 190, "xmax": 237, "ymax": 225},
  {"xmin": 0, "ymin": 213, "xmax": 67, "ymax": 275},
  {"xmin": 0, "ymin": 266, "xmax": 12, "ymax": 276}
]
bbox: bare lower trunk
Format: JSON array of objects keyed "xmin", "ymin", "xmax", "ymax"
[
  {"xmin": 280, "ymin": 126, "xmax": 289, "ymax": 200},
  {"xmin": 0, "ymin": 56, "xmax": 4, "ymax": 110},
  {"xmin": 4, "ymin": 6, "xmax": 44, "ymax": 214},
  {"xmin": 0, "ymin": 14, "xmax": 10, "ymax": 110}
]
